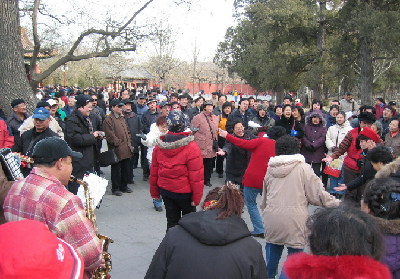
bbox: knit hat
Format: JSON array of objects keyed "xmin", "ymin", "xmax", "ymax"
[
  {"xmin": 11, "ymin": 98, "xmax": 25, "ymax": 108},
  {"xmin": 167, "ymin": 110, "xmax": 189, "ymax": 133},
  {"xmin": 75, "ymin": 94, "xmax": 92, "ymax": 109},
  {"xmin": 357, "ymin": 112, "xmax": 376, "ymax": 124},
  {"xmin": 359, "ymin": 127, "xmax": 381, "ymax": 143},
  {"xmin": 257, "ymin": 104, "xmax": 268, "ymax": 112},
  {"xmin": 0, "ymin": 220, "xmax": 84, "ymax": 279}
]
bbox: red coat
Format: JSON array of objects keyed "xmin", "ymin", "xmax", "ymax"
[
  {"xmin": 226, "ymin": 134, "xmax": 275, "ymax": 189},
  {"xmin": 0, "ymin": 120, "xmax": 14, "ymax": 149},
  {"xmin": 284, "ymin": 253, "xmax": 391, "ymax": 279},
  {"xmin": 150, "ymin": 132, "xmax": 204, "ymax": 205}
]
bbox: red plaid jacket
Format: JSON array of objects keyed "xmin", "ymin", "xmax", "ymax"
[{"xmin": 3, "ymin": 167, "xmax": 102, "ymax": 272}]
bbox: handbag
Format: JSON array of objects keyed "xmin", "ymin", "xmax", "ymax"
[
  {"xmin": 99, "ymin": 149, "xmax": 119, "ymax": 167},
  {"xmin": 204, "ymin": 114, "xmax": 219, "ymax": 152}
]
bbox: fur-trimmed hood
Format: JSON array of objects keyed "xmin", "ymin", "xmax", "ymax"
[
  {"xmin": 157, "ymin": 133, "xmax": 194, "ymax": 150},
  {"xmin": 305, "ymin": 110, "xmax": 326, "ymax": 126},
  {"xmin": 375, "ymin": 157, "xmax": 400, "ymax": 179},
  {"xmin": 268, "ymin": 154, "xmax": 305, "ymax": 178},
  {"xmin": 373, "ymin": 216, "xmax": 400, "ymax": 235},
  {"xmin": 284, "ymin": 253, "xmax": 391, "ymax": 279}
]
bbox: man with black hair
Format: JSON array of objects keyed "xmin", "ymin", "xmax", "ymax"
[
  {"xmin": 384, "ymin": 115, "xmax": 400, "ymax": 158},
  {"xmin": 283, "ymin": 95, "xmax": 293, "ymax": 105},
  {"xmin": 213, "ymin": 94, "xmax": 227, "ymax": 116},
  {"xmin": 340, "ymin": 92, "xmax": 359, "ymax": 115},
  {"xmin": 379, "ymin": 106, "xmax": 396, "ymax": 139},
  {"xmin": 226, "ymin": 98, "xmax": 252, "ymax": 133},
  {"xmin": 186, "ymin": 96, "xmax": 204, "ymax": 121},
  {"xmin": 7, "ymin": 99, "xmax": 29, "ymax": 145},
  {"xmin": 65, "ymin": 95, "xmax": 103, "ymax": 194}
]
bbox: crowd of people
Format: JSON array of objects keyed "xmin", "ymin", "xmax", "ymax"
[{"xmin": 0, "ymin": 85, "xmax": 399, "ymax": 278}]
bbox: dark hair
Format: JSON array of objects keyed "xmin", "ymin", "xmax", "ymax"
[
  {"xmin": 275, "ymin": 135, "xmax": 300, "ymax": 155},
  {"xmin": 248, "ymin": 96, "xmax": 255, "ymax": 101},
  {"xmin": 156, "ymin": 115, "xmax": 167, "ymax": 127},
  {"xmin": 329, "ymin": 104, "xmax": 340, "ymax": 112},
  {"xmin": 360, "ymin": 105, "xmax": 376, "ymax": 115},
  {"xmin": 239, "ymin": 98, "xmax": 249, "ymax": 105},
  {"xmin": 384, "ymin": 105, "xmax": 396, "ymax": 115},
  {"xmin": 332, "ymin": 99, "xmax": 339, "ymax": 103},
  {"xmin": 308, "ymin": 206, "xmax": 385, "ymax": 260},
  {"xmin": 376, "ymin": 97, "xmax": 385, "ymax": 104},
  {"xmin": 283, "ymin": 95, "xmax": 293, "ymax": 101},
  {"xmin": 282, "ymin": 104, "xmax": 292, "ymax": 111},
  {"xmin": 311, "ymin": 99, "xmax": 322, "ymax": 108},
  {"xmin": 194, "ymin": 96, "xmax": 205, "ymax": 103},
  {"xmin": 292, "ymin": 106, "xmax": 304, "ymax": 118},
  {"xmin": 218, "ymin": 94, "xmax": 226, "ymax": 101},
  {"xmin": 201, "ymin": 182, "xmax": 244, "ymax": 219},
  {"xmin": 232, "ymin": 121, "xmax": 244, "ymax": 130},
  {"xmin": 390, "ymin": 115, "xmax": 400, "ymax": 128},
  {"xmin": 364, "ymin": 177, "xmax": 400, "ymax": 220},
  {"xmin": 274, "ymin": 104, "xmax": 283, "ymax": 113},
  {"xmin": 366, "ymin": 146, "xmax": 393, "ymax": 164},
  {"xmin": 268, "ymin": 126, "xmax": 287, "ymax": 140}
]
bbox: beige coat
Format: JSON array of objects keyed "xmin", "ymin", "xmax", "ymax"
[
  {"xmin": 191, "ymin": 112, "xmax": 218, "ymax": 158},
  {"xmin": 103, "ymin": 112, "xmax": 133, "ymax": 161},
  {"xmin": 261, "ymin": 154, "xmax": 340, "ymax": 249}
]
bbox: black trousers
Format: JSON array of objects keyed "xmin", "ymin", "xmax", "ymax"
[
  {"xmin": 111, "ymin": 158, "xmax": 130, "ymax": 192},
  {"xmin": 309, "ymin": 162, "xmax": 322, "ymax": 177},
  {"xmin": 162, "ymin": 195, "xmax": 196, "ymax": 230},
  {"xmin": 203, "ymin": 158, "xmax": 214, "ymax": 184},
  {"xmin": 343, "ymin": 166, "xmax": 362, "ymax": 207},
  {"xmin": 138, "ymin": 143, "xmax": 150, "ymax": 178},
  {"xmin": 127, "ymin": 156, "xmax": 137, "ymax": 183}
]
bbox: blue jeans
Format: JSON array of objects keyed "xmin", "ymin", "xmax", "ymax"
[
  {"xmin": 243, "ymin": 186, "xmax": 264, "ymax": 234},
  {"xmin": 265, "ymin": 243, "xmax": 303, "ymax": 279},
  {"xmin": 153, "ymin": 198, "xmax": 163, "ymax": 208},
  {"xmin": 329, "ymin": 166, "xmax": 345, "ymax": 195}
]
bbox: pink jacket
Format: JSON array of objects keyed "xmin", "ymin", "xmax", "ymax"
[{"xmin": 191, "ymin": 112, "xmax": 219, "ymax": 158}]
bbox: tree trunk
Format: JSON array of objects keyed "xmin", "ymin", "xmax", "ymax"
[
  {"xmin": 315, "ymin": 1, "xmax": 327, "ymax": 102},
  {"xmin": 359, "ymin": 36, "xmax": 373, "ymax": 105},
  {"xmin": 0, "ymin": 0, "xmax": 34, "ymax": 116}
]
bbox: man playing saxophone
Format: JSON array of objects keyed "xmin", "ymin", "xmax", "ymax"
[{"xmin": 3, "ymin": 137, "xmax": 103, "ymax": 277}]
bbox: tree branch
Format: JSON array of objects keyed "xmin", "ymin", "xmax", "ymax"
[{"xmin": 30, "ymin": 0, "xmax": 41, "ymax": 74}]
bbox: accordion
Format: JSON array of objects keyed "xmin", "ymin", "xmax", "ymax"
[{"xmin": 0, "ymin": 148, "xmax": 24, "ymax": 181}]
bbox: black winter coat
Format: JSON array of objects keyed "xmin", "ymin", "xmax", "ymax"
[
  {"xmin": 13, "ymin": 127, "xmax": 58, "ymax": 156},
  {"xmin": 145, "ymin": 209, "xmax": 266, "ymax": 279},
  {"xmin": 124, "ymin": 111, "xmax": 140, "ymax": 153},
  {"xmin": 275, "ymin": 116, "xmax": 304, "ymax": 138},
  {"xmin": 65, "ymin": 110, "xmax": 99, "ymax": 178},
  {"xmin": 223, "ymin": 131, "xmax": 255, "ymax": 184},
  {"xmin": 141, "ymin": 110, "xmax": 160, "ymax": 134}
]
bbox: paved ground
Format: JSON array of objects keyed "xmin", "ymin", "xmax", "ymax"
[{"xmin": 96, "ymin": 165, "xmax": 293, "ymax": 279}]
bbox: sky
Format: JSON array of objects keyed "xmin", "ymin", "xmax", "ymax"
[{"xmin": 27, "ymin": 0, "xmax": 236, "ymax": 63}]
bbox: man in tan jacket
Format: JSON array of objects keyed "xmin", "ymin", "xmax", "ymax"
[
  {"xmin": 103, "ymin": 99, "xmax": 133, "ymax": 196},
  {"xmin": 261, "ymin": 135, "xmax": 340, "ymax": 279}
]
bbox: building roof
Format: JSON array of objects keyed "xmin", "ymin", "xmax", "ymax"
[
  {"xmin": 119, "ymin": 67, "xmax": 154, "ymax": 80},
  {"xmin": 21, "ymin": 27, "xmax": 58, "ymax": 59}
]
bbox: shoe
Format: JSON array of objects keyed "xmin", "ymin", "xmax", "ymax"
[
  {"xmin": 143, "ymin": 176, "xmax": 149, "ymax": 181},
  {"xmin": 112, "ymin": 190, "xmax": 123, "ymax": 196},
  {"xmin": 218, "ymin": 173, "xmax": 223, "ymax": 178},
  {"xmin": 251, "ymin": 233, "xmax": 264, "ymax": 238},
  {"xmin": 121, "ymin": 187, "xmax": 133, "ymax": 193},
  {"xmin": 205, "ymin": 182, "xmax": 212, "ymax": 187},
  {"xmin": 155, "ymin": 206, "xmax": 163, "ymax": 212}
]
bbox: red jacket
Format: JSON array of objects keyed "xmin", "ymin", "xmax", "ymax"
[
  {"xmin": 226, "ymin": 134, "xmax": 275, "ymax": 189},
  {"xmin": 284, "ymin": 253, "xmax": 391, "ymax": 279},
  {"xmin": 0, "ymin": 120, "xmax": 14, "ymax": 149},
  {"xmin": 150, "ymin": 132, "xmax": 204, "ymax": 205}
]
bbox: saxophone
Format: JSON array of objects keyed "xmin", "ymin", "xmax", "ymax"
[{"xmin": 70, "ymin": 176, "xmax": 114, "ymax": 279}]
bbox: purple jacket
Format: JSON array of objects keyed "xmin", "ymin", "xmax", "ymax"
[
  {"xmin": 384, "ymin": 234, "xmax": 400, "ymax": 279},
  {"xmin": 300, "ymin": 111, "xmax": 327, "ymax": 163}
]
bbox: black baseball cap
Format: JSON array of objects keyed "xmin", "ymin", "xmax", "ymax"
[
  {"xmin": 122, "ymin": 99, "xmax": 134, "ymax": 104},
  {"xmin": 75, "ymin": 95, "xmax": 92, "ymax": 108},
  {"xmin": 110, "ymin": 99, "xmax": 124, "ymax": 107},
  {"xmin": 388, "ymin": 101, "xmax": 397, "ymax": 106},
  {"xmin": 32, "ymin": 137, "xmax": 82, "ymax": 163},
  {"xmin": 137, "ymin": 94, "xmax": 147, "ymax": 99}
]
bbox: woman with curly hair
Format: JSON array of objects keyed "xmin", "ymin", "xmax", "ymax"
[
  {"xmin": 145, "ymin": 183, "xmax": 266, "ymax": 279},
  {"xmin": 363, "ymin": 177, "xmax": 400, "ymax": 279}
]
